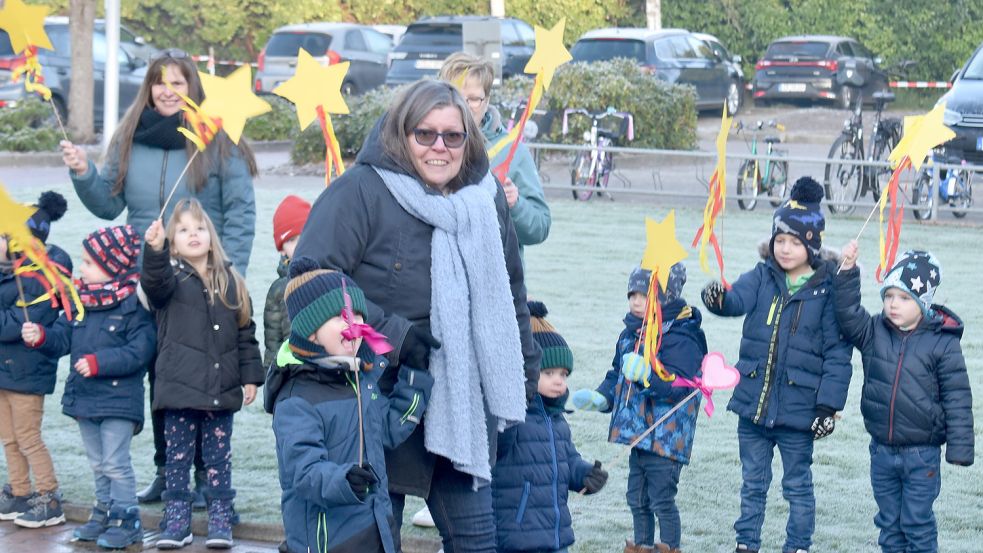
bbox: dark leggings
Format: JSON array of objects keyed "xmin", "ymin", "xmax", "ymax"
[{"xmin": 149, "ymin": 362, "xmax": 204, "ymax": 471}]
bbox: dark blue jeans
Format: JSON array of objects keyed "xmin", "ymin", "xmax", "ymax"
[
  {"xmin": 390, "ymin": 456, "xmax": 495, "ymax": 553},
  {"xmin": 869, "ymin": 440, "xmax": 942, "ymax": 553},
  {"xmin": 734, "ymin": 418, "xmax": 815, "ymax": 552},
  {"xmin": 163, "ymin": 409, "xmax": 233, "ymax": 494},
  {"xmin": 627, "ymin": 449, "xmax": 683, "ymax": 548}
]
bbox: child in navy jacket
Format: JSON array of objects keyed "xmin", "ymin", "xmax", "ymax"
[
  {"xmin": 24, "ymin": 225, "xmax": 155, "ymax": 549},
  {"xmin": 493, "ymin": 301, "xmax": 608, "ymax": 553},
  {"xmin": 700, "ymin": 178, "xmax": 853, "ymax": 553},
  {"xmin": 836, "ymin": 244, "xmax": 973, "ymax": 553},
  {"xmin": 265, "ymin": 259, "xmax": 433, "ymax": 553}
]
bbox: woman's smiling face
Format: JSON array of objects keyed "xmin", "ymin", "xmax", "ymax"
[{"xmin": 408, "ymin": 106, "xmax": 466, "ymax": 191}]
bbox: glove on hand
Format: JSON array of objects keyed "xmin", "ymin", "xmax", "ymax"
[
  {"xmin": 571, "ymin": 389, "xmax": 609, "ymax": 411},
  {"xmin": 345, "ymin": 464, "xmax": 379, "ymax": 501},
  {"xmin": 621, "ymin": 352, "xmax": 649, "ymax": 383},
  {"xmin": 582, "ymin": 461, "xmax": 608, "ymax": 494},
  {"xmin": 811, "ymin": 406, "xmax": 837, "ymax": 440},
  {"xmin": 400, "ymin": 325, "xmax": 441, "ymax": 371},
  {"xmin": 701, "ymin": 281, "xmax": 726, "ymax": 312}
]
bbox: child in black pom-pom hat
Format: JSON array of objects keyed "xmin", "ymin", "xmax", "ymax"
[{"xmin": 700, "ymin": 177, "xmax": 853, "ymax": 553}]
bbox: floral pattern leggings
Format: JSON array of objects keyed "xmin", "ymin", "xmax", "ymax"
[{"xmin": 163, "ymin": 409, "xmax": 233, "ymax": 493}]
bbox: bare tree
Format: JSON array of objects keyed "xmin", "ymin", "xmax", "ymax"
[
  {"xmin": 646, "ymin": 0, "xmax": 662, "ymax": 30},
  {"xmin": 68, "ymin": 0, "xmax": 96, "ymax": 142}
]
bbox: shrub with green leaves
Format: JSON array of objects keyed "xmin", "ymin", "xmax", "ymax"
[
  {"xmin": 0, "ymin": 98, "xmax": 60, "ymax": 152},
  {"xmin": 244, "ymin": 94, "xmax": 297, "ymax": 141}
]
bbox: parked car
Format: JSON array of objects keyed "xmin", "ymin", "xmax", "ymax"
[
  {"xmin": 372, "ymin": 24, "xmax": 407, "ymax": 47},
  {"xmin": 255, "ymin": 23, "xmax": 392, "ymax": 95},
  {"xmin": 0, "ymin": 18, "xmax": 146, "ymax": 125},
  {"xmin": 385, "ymin": 16, "xmax": 535, "ymax": 86},
  {"xmin": 752, "ymin": 35, "xmax": 889, "ymax": 109},
  {"xmin": 570, "ymin": 28, "xmax": 743, "ymax": 115},
  {"xmin": 940, "ymin": 41, "xmax": 983, "ymax": 167}
]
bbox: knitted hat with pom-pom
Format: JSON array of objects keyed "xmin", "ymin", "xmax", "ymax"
[
  {"xmin": 771, "ymin": 177, "xmax": 825, "ymax": 264},
  {"xmin": 284, "ymin": 257, "xmax": 366, "ymax": 357},
  {"xmin": 27, "ymin": 191, "xmax": 68, "ymax": 244},
  {"xmin": 528, "ymin": 300, "xmax": 574, "ymax": 374}
]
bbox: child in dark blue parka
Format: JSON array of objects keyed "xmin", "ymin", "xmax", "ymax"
[
  {"xmin": 24, "ymin": 225, "xmax": 155, "ymax": 549},
  {"xmin": 700, "ymin": 178, "xmax": 853, "ymax": 553},
  {"xmin": 265, "ymin": 260, "xmax": 433, "ymax": 553},
  {"xmin": 492, "ymin": 301, "xmax": 608, "ymax": 553}
]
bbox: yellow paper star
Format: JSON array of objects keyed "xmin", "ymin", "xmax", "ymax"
[
  {"xmin": 0, "ymin": 182, "xmax": 38, "ymax": 248},
  {"xmin": 199, "ymin": 65, "xmax": 272, "ymax": 144},
  {"xmin": 640, "ymin": 210, "xmax": 689, "ymax": 291},
  {"xmin": 888, "ymin": 102, "xmax": 956, "ymax": 171},
  {"xmin": 272, "ymin": 49, "xmax": 350, "ymax": 130},
  {"xmin": 523, "ymin": 19, "xmax": 572, "ymax": 90},
  {"xmin": 0, "ymin": 0, "xmax": 53, "ymax": 53}
]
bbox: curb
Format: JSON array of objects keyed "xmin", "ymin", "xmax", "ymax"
[{"xmin": 0, "ymin": 140, "xmax": 293, "ymax": 169}]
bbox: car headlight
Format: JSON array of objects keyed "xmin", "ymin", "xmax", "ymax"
[{"xmin": 943, "ymin": 108, "xmax": 962, "ymax": 126}]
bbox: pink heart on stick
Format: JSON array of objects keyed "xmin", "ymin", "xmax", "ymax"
[{"xmin": 700, "ymin": 352, "xmax": 740, "ymax": 391}]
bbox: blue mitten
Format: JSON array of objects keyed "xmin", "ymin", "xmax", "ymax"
[
  {"xmin": 621, "ymin": 352, "xmax": 650, "ymax": 384},
  {"xmin": 571, "ymin": 389, "xmax": 609, "ymax": 411}
]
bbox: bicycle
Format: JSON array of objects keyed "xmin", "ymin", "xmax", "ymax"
[
  {"xmin": 911, "ymin": 148, "xmax": 976, "ymax": 220},
  {"xmin": 562, "ymin": 107, "xmax": 634, "ymax": 201},
  {"xmin": 734, "ymin": 120, "xmax": 789, "ymax": 211}
]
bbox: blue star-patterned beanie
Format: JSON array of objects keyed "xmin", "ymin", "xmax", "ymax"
[
  {"xmin": 771, "ymin": 177, "xmax": 825, "ymax": 264},
  {"xmin": 880, "ymin": 250, "xmax": 942, "ymax": 316}
]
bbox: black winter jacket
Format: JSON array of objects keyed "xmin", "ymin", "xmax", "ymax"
[
  {"xmin": 834, "ymin": 267, "xmax": 974, "ymax": 465},
  {"xmin": 263, "ymin": 257, "xmax": 290, "ymax": 368},
  {"xmin": 293, "ymin": 117, "xmax": 541, "ymax": 497},
  {"xmin": 141, "ymin": 243, "xmax": 265, "ymax": 412}
]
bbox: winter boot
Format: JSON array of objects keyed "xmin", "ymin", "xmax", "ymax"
[
  {"xmin": 156, "ymin": 490, "xmax": 194, "ymax": 549},
  {"xmin": 624, "ymin": 540, "xmax": 657, "ymax": 553},
  {"xmin": 14, "ymin": 489, "xmax": 65, "ymax": 528},
  {"xmin": 736, "ymin": 545, "xmax": 759, "ymax": 553},
  {"xmin": 97, "ymin": 505, "xmax": 143, "ymax": 549},
  {"xmin": 138, "ymin": 467, "xmax": 167, "ymax": 503},
  {"xmin": 74, "ymin": 500, "xmax": 111, "ymax": 541},
  {"xmin": 204, "ymin": 488, "xmax": 236, "ymax": 549},
  {"xmin": 655, "ymin": 544, "xmax": 682, "ymax": 553},
  {"xmin": 192, "ymin": 470, "xmax": 207, "ymax": 511},
  {"xmin": 0, "ymin": 484, "xmax": 34, "ymax": 521}
]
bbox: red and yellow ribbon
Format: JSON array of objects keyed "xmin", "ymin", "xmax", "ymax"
[
  {"xmin": 876, "ymin": 156, "xmax": 910, "ymax": 282},
  {"xmin": 642, "ymin": 271, "xmax": 674, "ymax": 384},
  {"xmin": 316, "ymin": 105, "xmax": 345, "ymax": 185},
  {"xmin": 10, "ymin": 237, "xmax": 84, "ymax": 321},
  {"xmin": 10, "ymin": 46, "xmax": 51, "ymax": 101},
  {"xmin": 162, "ymin": 69, "xmax": 222, "ymax": 151},
  {"xmin": 691, "ymin": 170, "xmax": 730, "ymax": 289},
  {"xmin": 489, "ymin": 73, "xmax": 544, "ymax": 182}
]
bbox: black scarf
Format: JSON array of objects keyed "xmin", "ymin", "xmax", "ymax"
[{"xmin": 133, "ymin": 107, "xmax": 187, "ymax": 150}]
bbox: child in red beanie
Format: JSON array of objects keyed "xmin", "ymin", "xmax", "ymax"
[{"xmin": 264, "ymin": 195, "xmax": 311, "ymax": 368}]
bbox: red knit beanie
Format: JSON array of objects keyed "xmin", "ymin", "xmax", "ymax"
[{"xmin": 273, "ymin": 195, "xmax": 311, "ymax": 252}]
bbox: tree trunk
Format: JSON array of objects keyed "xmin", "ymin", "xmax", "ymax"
[
  {"xmin": 68, "ymin": 0, "xmax": 96, "ymax": 143},
  {"xmin": 646, "ymin": 0, "xmax": 662, "ymax": 31}
]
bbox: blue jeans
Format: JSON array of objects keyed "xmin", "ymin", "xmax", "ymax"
[
  {"xmin": 734, "ymin": 417, "xmax": 815, "ymax": 552},
  {"xmin": 77, "ymin": 417, "xmax": 138, "ymax": 508},
  {"xmin": 391, "ymin": 456, "xmax": 495, "ymax": 553},
  {"xmin": 163, "ymin": 409, "xmax": 234, "ymax": 494},
  {"xmin": 869, "ymin": 440, "xmax": 942, "ymax": 553},
  {"xmin": 627, "ymin": 449, "xmax": 683, "ymax": 548}
]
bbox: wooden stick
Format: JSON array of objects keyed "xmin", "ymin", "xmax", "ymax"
[
  {"xmin": 353, "ymin": 354, "xmax": 364, "ymax": 467},
  {"xmin": 51, "ymin": 102, "xmax": 69, "ymax": 142},
  {"xmin": 158, "ymin": 150, "xmax": 200, "ymax": 219},
  {"xmin": 13, "ymin": 273, "xmax": 30, "ymax": 323}
]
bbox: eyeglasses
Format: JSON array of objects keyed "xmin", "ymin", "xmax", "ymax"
[
  {"xmin": 151, "ymin": 48, "xmax": 190, "ymax": 62},
  {"xmin": 411, "ymin": 128, "xmax": 468, "ymax": 149},
  {"xmin": 465, "ymin": 96, "xmax": 487, "ymax": 108}
]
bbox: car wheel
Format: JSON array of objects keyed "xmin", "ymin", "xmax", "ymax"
[
  {"xmin": 838, "ymin": 85, "xmax": 855, "ymax": 110},
  {"xmin": 726, "ymin": 81, "xmax": 742, "ymax": 116},
  {"xmin": 341, "ymin": 81, "xmax": 356, "ymax": 96}
]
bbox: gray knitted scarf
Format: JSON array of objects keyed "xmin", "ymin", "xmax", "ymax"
[{"xmin": 375, "ymin": 167, "xmax": 526, "ymax": 483}]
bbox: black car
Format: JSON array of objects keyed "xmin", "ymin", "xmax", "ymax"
[
  {"xmin": 570, "ymin": 28, "xmax": 743, "ymax": 115},
  {"xmin": 941, "ymin": 41, "xmax": 983, "ymax": 167},
  {"xmin": 385, "ymin": 16, "xmax": 535, "ymax": 86},
  {"xmin": 753, "ymin": 35, "xmax": 889, "ymax": 109}
]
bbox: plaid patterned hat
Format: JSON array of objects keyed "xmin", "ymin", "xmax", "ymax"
[
  {"xmin": 772, "ymin": 177, "xmax": 826, "ymax": 264},
  {"xmin": 82, "ymin": 225, "xmax": 141, "ymax": 278},
  {"xmin": 527, "ymin": 300, "xmax": 574, "ymax": 374},
  {"xmin": 880, "ymin": 250, "xmax": 942, "ymax": 316}
]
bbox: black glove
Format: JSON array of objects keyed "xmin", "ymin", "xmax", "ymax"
[
  {"xmin": 345, "ymin": 463, "xmax": 378, "ymax": 501},
  {"xmin": 399, "ymin": 325, "xmax": 441, "ymax": 371},
  {"xmin": 701, "ymin": 281, "xmax": 726, "ymax": 312},
  {"xmin": 582, "ymin": 460, "xmax": 608, "ymax": 494},
  {"xmin": 811, "ymin": 406, "xmax": 837, "ymax": 440}
]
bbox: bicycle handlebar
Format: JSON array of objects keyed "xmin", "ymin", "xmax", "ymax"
[{"xmin": 562, "ymin": 108, "xmax": 635, "ymax": 141}]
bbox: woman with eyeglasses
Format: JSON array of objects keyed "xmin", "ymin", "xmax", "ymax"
[
  {"xmin": 439, "ymin": 52, "xmax": 551, "ymax": 262},
  {"xmin": 57, "ymin": 48, "xmax": 258, "ymax": 516},
  {"xmin": 287, "ymin": 79, "xmax": 540, "ymax": 553}
]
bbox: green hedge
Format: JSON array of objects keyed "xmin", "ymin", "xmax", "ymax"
[
  {"xmin": 243, "ymin": 94, "xmax": 296, "ymax": 141},
  {"xmin": 0, "ymin": 99, "xmax": 61, "ymax": 152}
]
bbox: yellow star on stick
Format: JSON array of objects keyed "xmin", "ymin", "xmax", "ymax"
[
  {"xmin": 199, "ymin": 65, "xmax": 272, "ymax": 144},
  {"xmin": 0, "ymin": 182, "xmax": 38, "ymax": 247},
  {"xmin": 0, "ymin": 0, "xmax": 53, "ymax": 53},
  {"xmin": 273, "ymin": 49, "xmax": 350, "ymax": 129},
  {"xmin": 888, "ymin": 102, "xmax": 955, "ymax": 171},
  {"xmin": 523, "ymin": 19, "xmax": 572, "ymax": 90},
  {"xmin": 640, "ymin": 210, "xmax": 689, "ymax": 291}
]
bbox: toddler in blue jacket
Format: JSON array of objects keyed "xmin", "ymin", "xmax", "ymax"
[
  {"xmin": 23, "ymin": 225, "xmax": 156, "ymax": 549},
  {"xmin": 265, "ymin": 259, "xmax": 433, "ymax": 553},
  {"xmin": 573, "ymin": 263, "xmax": 707, "ymax": 553},
  {"xmin": 700, "ymin": 177, "xmax": 853, "ymax": 553},
  {"xmin": 836, "ymin": 243, "xmax": 973, "ymax": 553},
  {"xmin": 493, "ymin": 301, "xmax": 607, "ymax": 553}
]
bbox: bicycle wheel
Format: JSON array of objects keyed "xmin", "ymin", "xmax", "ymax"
[
  {"xmin": 867, "ymin": 134, "xmax": 896, "ymax": 201},
  {"xmin": 824, "ymin": 135, "xmax": 863, "ymax": 214},
  {"xmin": 768, "ymin": 160, "xmax": 789, "ymax": 207},
  {"xmin": 596, "ymin": 152, "xmax": 614, "ymax": 200},
  {"xmin": 570, "ymin": 151, "xmax": 594, "ymax": 201},
  {"xmin": 951, "ymin": 170, "xmax": 972, "ymax": 218},
  {"xmin": 911, "ymin": 170, "xmax": 933, "ymax": 220},
  {"xmin": 737, "ymin": 160, "xmax": 760, "ymax": 211}
]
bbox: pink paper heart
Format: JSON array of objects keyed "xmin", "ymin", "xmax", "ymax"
[{"xmin": 700, "ymin": 352, "xmax": 740, "ymax": 391}]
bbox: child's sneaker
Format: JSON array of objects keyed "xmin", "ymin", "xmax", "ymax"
[
  {"xmin": 74, "ymin": 501, "xmax": 110, "ymax": 541},
  {"xmin": 97, "ymin": 505, "xmax": 143, "ymax": 549},
  {"xmin": 0, "ymin": 485, "xmax": 34, "ymax": 521},
  {"xmin": 13, "ymin": 490, "xmax": 65, "ymax": 528},
  {"xmin": 156, "ymin": 490, "xmax": 193, "ymax": 550}
]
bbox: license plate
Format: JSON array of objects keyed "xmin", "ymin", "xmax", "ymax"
[
  {"xmin": 414, "ymin": 59, "xmax": 444, "ymax": 70},
  {"xmin": 778, "ymin": 83, "xmax": 807, "ymax": 93}
]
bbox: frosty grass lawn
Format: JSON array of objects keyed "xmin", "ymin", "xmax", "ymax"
[{"xmin": 3, "ymin": 183, "xmax": 981, "ymax": 552}]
